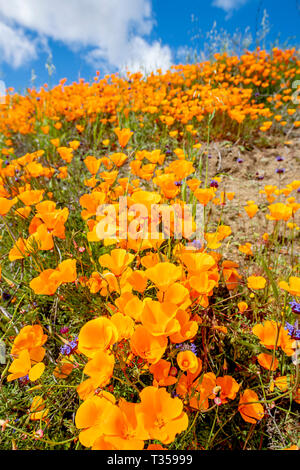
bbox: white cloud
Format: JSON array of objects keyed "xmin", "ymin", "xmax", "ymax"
[
  {"xmin": 212, "ymin": 0, "xmax": 248, "ymax": 12},
  {"xmin": 0, "ymin": 0, "xmax": 172, "ymax": 74},
  {"xmin": 0, "ymin": 21, "xmax": 37, "ymax": 68},
  {"xmin": 120, "ymin": 37, "xmax": 172, "ymax": 74}
]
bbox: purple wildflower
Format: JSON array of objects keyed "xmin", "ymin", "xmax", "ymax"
[
  {"xmin": 290, "ymin": 300, "xmax": 300, "ymax": 315},
  {"xmin": 60, "ymin": 337, "xmax": 78, "ymax": 356},
  {"xmin": 175, "ymin": 342, "xmax": 197, "ymax": 355},
  {"xmin": 18, "ymin": 375, "xmax": 30, "ymax": 385},
  {"xmin": 210, "ymin": 179, "xmax": 219, "ymax": 188},
  {"xmin": 192, "ymin": 239, "xmax": 202, "ymax": 249},
  {"xmin": 285, "ymin": 321, "xmax": 300, "ymax": 340}
]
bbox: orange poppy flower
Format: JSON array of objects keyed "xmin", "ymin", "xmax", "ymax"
[
  {"xmin": 127, "ymin": 270, "xmax": 148, "ymax": 293},
  {"xmin": 18, "ymin": 189, "xmax": 44, "ymax": 206},
  {"xmin": 75, "ymin": 395, "xmax": 120, "ymax": 447},
  {"xmin": 0, "ymin": 197, "xmax": 16, "ymax": 215},
  {"xmin": 9, "ymin": 237, "xmax": 31, "ymax": 261},
  {"xmin": 274, "ymin": 375, "xmax": 290, "ymax": 392},
  {"xmin": 110, "ymin": 312, "xmax": 135, "ymax": 340},
  {"xmin": 149, "ymin": 359, "xmax": 178, "ymax": 387},
  {"xmin": 247, "ymin": 275, "xmax": 266, "ymax": 290},
  {"xmin": 215, "ymin": 376, "xmax": 240, "ymax": 403},
  {"xmin": 169, "ymin": 309, "xmax": 198, "ymax": 343},
  {"xmin": 189, "ymin": 272, "xmax": 217, "ymax": 295},
  {"xmin": 114, "ymin": 127, "xmax": 133, "ymax": 148},
  {"xmin": 267, "ymin": 203, "xmax": 292, "ymax": 221},
  {"xmin": 238, "ymin": 301, "xmax": 248, "ymax": 313},
  {"xmin": 50, "ymin": 259, "xmax": 77, "ymax": 284},
  {"xmin": 145, "ymin": 262, "xmax": 182, "ymax": 292},
  {"xmin": 57, "ymin": 146, "xmax": 74, "ymax": 163},
  {"xmin": 69, "ymin": 140, "xmax": 80, "ymax": 150},
  {"xmin": 279, "ymin": 276, "xmax": 300, "ymax": 297},
  {"xmin": 7, "ymin": 349, "xmax": 45, "ymax": 382},
  {"xmin": 189, "ymin": 372, "xmax": 217, "ymax": 411},
  {"xmin": 257, "ymin": 353, "xmax": 278, "ymax": 370},
  {"xmin": 177, "ymin": 350, "xmax": 198, "ymax": 374},
  {"xmin": 30, "ymin": 268, "xmax": 60, "ymax": 295},
  {"xmin": 136, "ymin": 386, "xmax": 188, "ymax": 444},
  {"xmin": 121, "ymin": 294, "xmax": 144, "ymax": 322},
  {"xmin": 194, "ymin": 188, "xmax": 215, "ymax": 206},
  {"xmin": 175, "ymin": 357, "xmax": 203, "ymax": 396},
  {"xmin": 15, "ymin": 206, "xmax": 31, "ymax": 219},
  {"xmin": 83, "ymin": 350, "xmax": 115, "ymax": 389},
  {"xmin": 84, "ymin": 156, "xmax": 101, "ymax": 175},
  {"xmin": 167, "ymin": 159, "xmax": 195, "ymax": 180},
  {"xmin": 129, "ymin": 190, "xmax": 161, "ymax": 210},
  {"xmin": 238, "ymin": 389, "xmax": 264, "ymax": 424},
  {"xmin": 239, "ymin": 243, "xmax": 253, "ymax": 256},
  {"xmin": 78, "ymin": 317, "xmax": 118, "ymax": 358},
  {"xmin": 141, "ymin": 299, "xmax": 180, "ymax": 337},
  {"xmin": 109, "ymin": 152, "xmax": 128, "ymax": 167},
  {"xmin": 92, "ymin": 400, "xmax": 149, "ymax": 450},
  {"xmin": 99, "ymin": 249, "xmax": 134, "ymax": 277},
  {"xmin": 53, "ymin": 358, "xmax": 74, "ymax": 379},
  {"xmin": 79, "ymin": 192, "xmax": 106, "ymax": 219},
  {"xmin": 180, "ymin": 252, "xmax": 216, "ymax": 276},
  {"xmin": 252, "ymin": 320, "xmax": 294, "ymax": 356},
  {"xmin": 11, "ymin": 325, "xmax": 47, "ymax": 362},
  {"xmin": 130, "ymin": 325, "xmax": 167, "ymax": 364},
  {"xmin": 222, "ymin": 261, "xmax": 241, "ymax": 290},
  {"xmin": 244, "ymin": 203, "xmax": 258, "ymax": 218},
  {"xmin": 30, "ymin": 396, "xmax": 49, "ymax": 421},
  {"xmin": 162, "ymin": 283, "xmax": 191, "ymax": 310},
  {"xmin": 147, "ymin": 444, "xmax": 167, "ymax": 450}
]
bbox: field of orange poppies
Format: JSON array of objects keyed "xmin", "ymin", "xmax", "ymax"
[{"xmin": 0, "ymin": 48, "xmax": 299, "ymax": 451}]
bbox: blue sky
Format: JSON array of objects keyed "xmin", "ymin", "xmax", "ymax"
[{"xmin": 0, "ymin": 0, "xmax": 299, "ymax": 94}]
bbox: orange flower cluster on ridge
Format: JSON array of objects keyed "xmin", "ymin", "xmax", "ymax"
[{"xmin": 0, "ymin": 49, "xmax": 299, "ymax": 140}]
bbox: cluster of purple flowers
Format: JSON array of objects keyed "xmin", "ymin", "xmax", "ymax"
[
  {"xmin": 275, "ymin": 156, "xmax": 285, "ymax": 174},
  {"xmin": 60, "ymin": 337, "xmax": 78, "ymax": 356},
  {"xmin": 284, "ymin": 322, "xmax": 300, "ymax": 340},
  {"xmin": 210, "ymin": 179, "xmax": 219, "ymax": 188},
  {"xmin": 175, "ymin": 342, "xmax": 197, "ymax": 355},
  {"xmin": 192, "ymin": 239, "xmax": 203, "ymax": 249},
  {"xmin": 290, "ymin": 300, "xmax": 300, "ymax": 315},
  {"xmin": 18, "ymin": 374, "xmax": 29, "ymax": 385}
]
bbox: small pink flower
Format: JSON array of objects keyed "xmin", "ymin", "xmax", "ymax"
[
  {"xmin": 35, "ymin": 429, "xmax": 44, "ymax": 439},
  {"xmin": 214, "ymin": 397, "xmax": 222, "ymax": 406}
]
